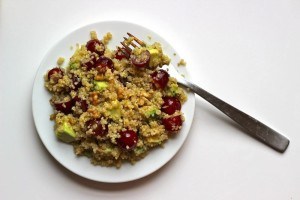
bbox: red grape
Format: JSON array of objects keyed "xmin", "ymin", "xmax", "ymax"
[
  {"xmin": 86, "ymin": 39, "xmax": 105, "ymax": 56},
  {"xmin": 162, "ymin": 115, "xmax": 183, "ymax": 132},
  {"xmin": 131, "ymin": 50, "xmax": 150, "ymax": 68},
  {"xmin": 151, "ymin": 69, "xmax": 169, "ymax": 89},
  {"xmin": 48, "ymin": 68, "xmax": 63, "ymax": 79},
  {"xmin": 161, "ymin": 96, "xmax": 181, "ymax": 115},
  {"xmin": 115, "ymin": 48, "xmax": 128, "ymax": 60},
  {"xmin": 71, "ymin": 74, "xmax": 82, "ymax": 91},
  {"xmin": 117, "ymin": 130, "xmax": 138, "ymax": 150},
  {"xmin": 86, "ymin": 118, "xmax": 108, "ymax": 136},
  {"xmin": 83, "ymin": 55, "xmax": 97, "ymax": 70},
  {"xmin": 54, "ymin": 99, "xmax": 73, "ymax": 114},
  {"xmin": 95, "ymin": 56, "xmax": 114, "ymax": 73},
  {"xmin": 72, "ymin": 96, "xmax": 88, "ymax": 112}
]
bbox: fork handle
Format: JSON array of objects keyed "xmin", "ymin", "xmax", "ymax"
[{"xmin": 184, "ymin": 81, "xmax": 290, "ymax": 152}]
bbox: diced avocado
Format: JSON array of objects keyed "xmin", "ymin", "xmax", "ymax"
[
  {"xmin": 94, "ymin": 81, "xmax": 108, "ymax": 91},
  {"xmin": 134, "ymin": 146, "xmax": 147, "ymax": 156},
  {"xmin": 109, "ymin": 107, "xmax": 121, "ymax": 119},
  {"xmin": 149, "ymin": 48, "xmax": 159, "ymax": 55},
  {"xmin": 148, "ymin": 48, "xmax": 160, "ymax": 67},
  {"xmin": 100, "ymin": 144, "xmax": 121, "ymax": 158},
  {"xmin": 108, "ymin": 100, "xmax": 121, "ymax": 120},
  {"xmin": 103, "ymin": 147, "xmax": 112, "ymax": 154},
  {"xmin": 170, "ymin": 87, "xmax": 179, "ymax": 96},
  {"xmin": 147, "ymin": 136, "xmax": 160, "ymax": 143},
  {"xmin": 146, "ymin": 135, "xmax": 165, "ymax": 144},
  {"xmin": 145, "ymin": 107, "xmax": 160, "ymax": 119},
  {"xmin": 168, "ymin": 84, "xmax": 180, "ymax": 96},
  {"xmin": 55, "ymin": 121, "xmax": 76, "ymax": 143},
  {"xmin": 70, "ymin": 62, "xmax": 80, "ymax": 69}
]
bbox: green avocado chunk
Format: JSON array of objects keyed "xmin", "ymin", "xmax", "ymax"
[
  {"xmin": 108, "ymin": 100, "xmax": 121, "ymax": 120},
  {"xmin": 70, "ymin": 62, "xmax": 80, "ymax": 69},
  {"xmin": 148, "ymin": 48, "xmax": 160, "ymax": 67},
  {"xmin": 168, "ymin": 84, "xmax": 180, "ymax": 97},
  {"xmin": 145, "ymin": 107, "xmax": 160, "ymax": 119},
  {"xmin": 55, "ymin": 121, "xmax": 76, "ymax": 143},
  {"xmin": 94, "ymin": 81, "xmax": 108, "ymax": 91}
]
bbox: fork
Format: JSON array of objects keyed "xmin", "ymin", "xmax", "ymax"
[{"xmin": 120, "ymin": 33, "xmax": 290, "ymax": 153}]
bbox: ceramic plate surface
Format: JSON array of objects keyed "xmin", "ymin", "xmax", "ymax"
[{"xmin": 32, "ymin": 21, "xmax": 195, "ymax": 183}]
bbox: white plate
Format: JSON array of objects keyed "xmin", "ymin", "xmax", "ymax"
[{"xmin": 32, "ymin": 21, "xmax": 195, "ymax": 183}]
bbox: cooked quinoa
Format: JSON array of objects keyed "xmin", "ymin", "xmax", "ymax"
[
  {"xmin": 44, "ymin": 32, "xmax": 186, "ymax": 168},
  {"xmin": 57, "ymin": 57, "xmax": 65, "ymax": 66},
  {"xmin": 177, "ymin": 59, "xmax": 186, "ymax": 67}
]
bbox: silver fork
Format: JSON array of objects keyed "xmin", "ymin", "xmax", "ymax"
[{"xmin": 120, "ymin": 33, "xmax": 290, "ymax": 153}]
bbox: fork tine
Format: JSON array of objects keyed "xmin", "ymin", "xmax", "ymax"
[
  {"xmin": 120, "ymin": 41, "xmax": 132, "ymax": 53},
  {"xmin": 127, "ymin": 32, "xmax": 146, "ymax": 47},
  {"xmin": 119, "ymin": 33, "xmax": 146, "ymax": 59},
  {"xmin": 123, "ymin": 37, "xmax": 138, "ymax": 48},
  {"xmin": 117, "ymin": 47, "xmax": 130, "ymax": 58}
]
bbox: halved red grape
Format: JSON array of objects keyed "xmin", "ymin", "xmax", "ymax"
[
  {"xmin": 83, "ymin": 55, "xmax": 97, "ymax": 70},
  {"xmin": 117, "ymin": 130, "xmax": 138, "ymax": 150},
  {"xmin": 162, "ymin": 115, "xmax": 183, "ymax": 132},
  {"xmin": 86, "ymin": 118, "xmax": 108, "ymax": 136},
  {"xmin": 54, "ymin": 99, "xmax": 73, "ymax": 114},
  {"xmin": 72, "ymin": 96, "xmax": 88, "ymax": 112},
  {"xmin": 86, "ymin": 39, "xmax": 105, "ymax": 56},
  {"xmin": 161, "ymin": 97, "xmax": 181, "ymax": 115},
  {"xmin": 151, "ymin": 69, "xmax": 169, "ymax": 89},
  {"xmin": 95, "ymin": 56, "xmax": 114, "ymax": 73},
  {"xmin": 48, "ymin": 68, "xmax": 63, "ymax": 79},
  {"xmin": 115, "ymin": 48, "xmax": 128, "ymax": 60},
  {"xmin": 131, "ymin": 50, "xmax": 150, "ymax": 68},
  {"xmin": 71, "ymin": 74, "xmax": 82, "ymax": 91}
]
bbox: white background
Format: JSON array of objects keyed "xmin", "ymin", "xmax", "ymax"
[{"xmin": 1, "ymin": 0, "xmax": 300, "ymax": 199}]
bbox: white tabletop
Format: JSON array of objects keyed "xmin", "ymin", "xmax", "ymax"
[{"xmin": 1, "ymin": 0, "xmax": 300, "ymax": 199}]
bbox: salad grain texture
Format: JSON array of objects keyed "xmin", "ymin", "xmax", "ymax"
[{"xmin": 44, "ymin": 32, "xmax": 186, "ymax": 168}]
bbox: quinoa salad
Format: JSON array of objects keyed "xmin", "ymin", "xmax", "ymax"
[{"xmin": 44, "ymin": 31, "xmax": 187, "ymax": 168}]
